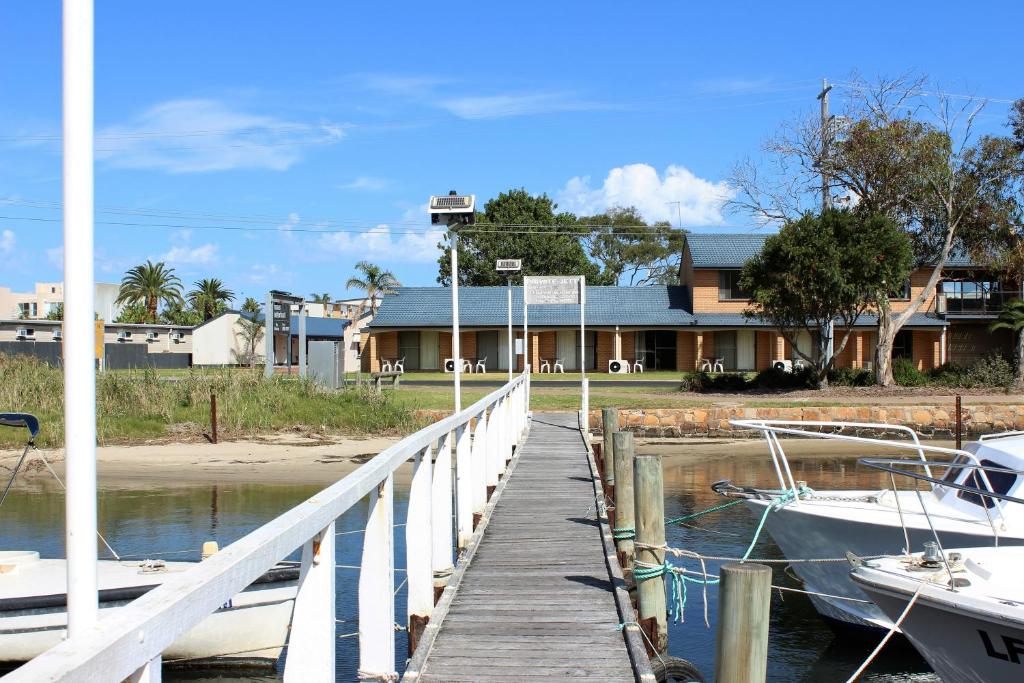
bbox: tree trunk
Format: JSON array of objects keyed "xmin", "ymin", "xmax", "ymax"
[
  {"xmin": 1016, "ymin": 328, "xmax": 1024, "ymax": 390},
  {"xmin": 875, "ymin": 308, "xmax": 896, "ymax": 386}
]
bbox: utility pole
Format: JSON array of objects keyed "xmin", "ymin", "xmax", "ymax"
[{"xmin": 817, "ymin": 78, "xmax": 833, "ymax": 212}]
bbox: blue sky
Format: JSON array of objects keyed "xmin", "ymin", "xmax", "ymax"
[{"xmin": 1, "ymin": 1, "xmax": 1022, "ymax": 303}]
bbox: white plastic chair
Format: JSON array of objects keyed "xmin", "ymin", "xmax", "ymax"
[
  {"xmin": 475, "ymin": 357, "xmax": 487, "ymax": 373},
  {"xmin": 381, "ymin": 359, "xmax": 392, "ymax": 373},
  {"xmin": 394, "ymin": 357, "xmax": 405, "ymax": 373},
  {"xmin": 700, "ymin": 358, "xmax": 712, "ymax": 372},
  {"xmin": 713, "ymin": 358, "xmax": 725, "ymax": 372},
  {"xmin": 553, "ymin": 358, "xmax": 565, "ymax": 373},
  {"xmin": 462, "ymin": 358, "xmax": 473, "ymax": 373},
  {"xmin": 632, "ymin": 359, "xmax": 644, "ymax": 373},
  {"xmin": 539, "ymin": 358, "xmax": 551, "ymax": 373}
]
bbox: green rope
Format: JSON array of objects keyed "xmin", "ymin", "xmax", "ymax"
[
  {"xmin": 739, "ymin": 486, "xmax": 813, "ymax": 562},
  {"xmin": 635, "ymin": 559, "xmax": 719, "ymax": 623},
  {"xmin": 612, "ymin": 526, "xmax": 636, "ymax": 540},
  {"xmin": 665, "ymin": 498, "xmax": 744, "ymax": 525}
]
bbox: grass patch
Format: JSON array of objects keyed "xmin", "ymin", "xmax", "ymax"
[{"xmin": 0, "ymin": 354, "xmax": 423, "ymax": 448}]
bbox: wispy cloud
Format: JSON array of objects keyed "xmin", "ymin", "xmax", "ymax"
[
  {"xmin": 339, "ymin": 176, "xmax": 390, "ymax": 191},
  {"xmin": 0, "ymin": 229, "xmax": 14, "ymax": 256},
  {"xmin": 317, "ymin": 224, "xmax": 443, "ymax": 264},
  {"xmin": 94, "ymin": 99, "xmax": 345, "ymax": 173},
  {"xmin": 353, "ymin": 74, "xmax": 455, "ymax": 97},
  {"xmin": 160, "ymin": 242, "xmax": 219, "ymax": 265},
  {"xmin": 558, "ymin": 163, "xmax": 734, "ymax": 226},
  {"xmin": 438, "ymin": 92, "xmax": 609, "ymax": 119}
]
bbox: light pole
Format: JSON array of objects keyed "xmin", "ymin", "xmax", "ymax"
[
  {"xmin": 429, "ymin": 192, "xmax": 476, "ymax": 414},
  {"xmin": 496, "ymin": 259, "xmax": 522, "ymax": 382}
]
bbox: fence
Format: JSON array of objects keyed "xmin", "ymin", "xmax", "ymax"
[{"xmin": 6, "ymin": 372, "xmax": 530, "ymax": 682}]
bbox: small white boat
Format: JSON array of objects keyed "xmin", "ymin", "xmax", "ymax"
[
  {"xmin": 716, "ymin": 421, "xmax": 1024, "ymax": 631},
  {"xmin": 851, "ymin": 545, "xmax": 1024, "ymax": 683},
  {"xmin": 0, "ymin": 550, "xmax": 298, "ymax": 669}
]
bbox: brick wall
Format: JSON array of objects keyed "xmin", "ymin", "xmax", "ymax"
[
  {"xmin": 676, "ymin": 331, "xmax": 697, "ymax": 371},
  {"xmin": 440, "ymin": 331, "xmax": 452, "ymax": 364},
  {"xmin": 537, "ymin": 331, "xmax": 556, "ymax": 367},
  {"xmin": 912, "ymin": 330, "xmax": 942, "ymax": 371},
  {"xmin": 891, "ymin": 268, "xmax": 938, "ymax": 314},
  {"xmin": 596, "ymin": 331, "xmax": 614, "ymax": 372},
  {"xmin": 460, "ymin": 331, "xmax": 477, "ymax": 361},
  {"xmin": 621, "ymin": 331, "xmax": 636, "ymax": 363},
  {"xmin": 377, "ymin": 331, "xmax": 398, "ymax": 372},
  {"xmin": 361, "ymin": 332, "xmax": 379, "ymax": 372},
  {"xmin": 692, "ymin": 269, "xmax": 748, "ymax": 313},
  {"xmin": 756, "ymin": 331, "xmax": 773, "ymax": 370}
]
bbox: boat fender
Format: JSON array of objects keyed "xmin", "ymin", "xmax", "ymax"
[{"xmin": 651, "ymin": 656, "xmax": 705, "ymax": 683}]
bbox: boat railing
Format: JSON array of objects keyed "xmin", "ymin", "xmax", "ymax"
[
  {"xmin": 5, "ymin": 371, "xmax": 531, "ymax": 683},
  {"xmin": 978, "ymin": 430, "xmax": 1024, "ymax": 442},
  {"xmin": 728, "ymin": 420, "xmax": 1000, "ymax": 517},
  {"xmin": 859, "ymin": 456, "xmax": 1024, "ymax": 588}
]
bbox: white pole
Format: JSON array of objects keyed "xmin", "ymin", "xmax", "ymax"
[
  {"xmin": 580, "ymin": 278, "xmax": 587, "ymax": 419},
  {"xmin": 523, "ymin": 295, "xmax": 529, "ymax": 413},
  {"xmin": 451, "ymin": 231, "xmax": 461, "ymax": 413},
  {"xmin": 63, "ymin": 0, "xmax": 98, "ymax": 635},
  {"xmin": 507, "ymin": 280, "xmax": 513, "ymax": 383}
]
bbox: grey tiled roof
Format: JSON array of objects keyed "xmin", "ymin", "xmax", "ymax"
[
  {"xmin": 691, "ymin": 312, "xmax": 946, "ymax": 328},
  {"xmin": 685, "ymin": 233, "xmax": 770, "ymax": 268},
  {"xmin": 369, "ymin": 286, "xmax": 695, "ymax": 328}
]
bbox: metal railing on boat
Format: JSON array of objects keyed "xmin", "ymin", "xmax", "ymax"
[{"xmin": 4, "ymin": 373, "xmax": 530, "ymax": 683}]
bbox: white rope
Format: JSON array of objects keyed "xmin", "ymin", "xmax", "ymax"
[
  {"xmin": 37, "ymin": 450, "xmax": 121, "ymax": 561},
  {"xmin": 845, "ymin": 585, "xmax": 923, "ymax": 683}
]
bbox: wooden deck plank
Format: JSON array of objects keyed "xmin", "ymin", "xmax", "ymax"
[{"xmin": 407, "ymin": 412, "xmax": 642, "ymax": 682}]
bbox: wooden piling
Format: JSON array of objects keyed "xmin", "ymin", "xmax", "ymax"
[
  {"xmin": 210, "ymin": 391, "xmax": 217, "ymax": 444},
  {"xmin": 715, "ymin": 562, "xmax": 772, "ymax": 683},
  {"xmin": 956, "ymin": 394, "xmax": 962, "ymax": 450},
  {"xmin": 634, "ymin": 453, "xmax": 667, "ymax": 654},
  {"xmin": 602, "ymin": 408, "xmax": 618, "ymax": 490},
  {"xmin": 612, "ymin": 431, "xmax": 636, "ymax": 573}
]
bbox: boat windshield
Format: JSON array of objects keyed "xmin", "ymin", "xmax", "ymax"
[{"xmin": 956, "ymin": 458, "xmax": 1018, "ymax": 509}]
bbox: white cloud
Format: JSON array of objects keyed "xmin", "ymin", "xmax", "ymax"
[
  {"xmin": 0, "ymin": 229, "xmax": 14, "ymax": 255},
  {"xmin": 46, "ymin": 246, "xmax": 63, "ymax": 268},
  {"xmin": 246, "ymin": 263, "xmax": 284, "ymax": 284},
  {"xmin": 160, "ymin": 243, "xmax": 218, "ymax": 265},
  {"xmin": 95, "ymin": 99, "xmax": 345, "ymax": 173},
  {"xmin": 317, "ymin": 224, "xmax": 444, "ymax": 264},
  {"xmin": 557, "ymin": 163, "xmax": 734, "ymax": 226},
  {"xmin": 278, "ymin": 212, "xmax": 300, "ymax": 239},
  {"xmin": 339, "ymin": 176, "xmax": 390, "ymax": 191},
  {"xmin": 439, "ymin": 92, "xmax": 607, "ymax": 120}
]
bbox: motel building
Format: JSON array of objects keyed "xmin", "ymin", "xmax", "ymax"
[{"xmin": 362, "ymin": 234, "xmax": 1015, "ymax": 374}]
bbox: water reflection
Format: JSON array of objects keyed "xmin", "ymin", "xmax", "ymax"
[
  {"xmin": 658, "ymin": 447, "xmax": 938, "ymax": 682},
  {"xmin": 0, "ymin": 481, "xmax": 412, "ymax": 682}
]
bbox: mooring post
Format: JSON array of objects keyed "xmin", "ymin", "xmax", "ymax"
[
  {"xmin": 602, "ymin": 408, "xmax": 617, "ymax": 483},
  {"xmin": 955, "ymin": 394, "xmax": 962, "ymax": 450},
  {"xmin": 209, "ymin": 391, "xmax": 217, "ymax": 445},
  {"xmin": 634, "ymin": 453, "xmax": 667, "ymax": 654},
  {"xmin": 612, "ymin": 431, "xmax": 636, "ymax": 575},
  {"xmin": 715, "ymin": 562, "xmax": 772, "ymax": 683}
]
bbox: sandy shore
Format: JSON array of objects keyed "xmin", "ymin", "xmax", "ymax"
[
  {"xmin": 1, "ymin": 434, "xmax": 405, "ymax": 487},
  {"xmin": 0, "ymin": 431, "xmax": 957, "ymax": 489}
]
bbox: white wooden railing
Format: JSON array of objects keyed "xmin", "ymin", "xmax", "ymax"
[{"xmin": 6, "ymin": 372, "xmax": 531, "ymax": 683}]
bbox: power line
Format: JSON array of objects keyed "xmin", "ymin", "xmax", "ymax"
[{"xmin": 831, "ymin": 80, "xmax": 1018, "ymax": 106}]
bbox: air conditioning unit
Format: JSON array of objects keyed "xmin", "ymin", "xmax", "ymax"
[
  {"xmin": 170, "ymin": 331, "xmax": 184, "ymax": 343},
  {"xmin": 117, "ymin": 330, "xmax": 132, "ymax": 342},
  {"xmin": 444, "ymin": 358, "xmax": 457, "ymax": 373},
  {"xmin": 52, "ymin": 328, "xmax": 62, "ymax": 341},
  {"xmin": 935, "ymin": 293, "xmax": 947, "ymax": 315},
  {"xmin": 772, "ymin": 359, "xmax": 793, "ymax": 372},
  {"xmin": 608, "ymin": 359, "xmax": 629, "ymax": 374},
  {"xmin": 146, "ymin": 331, "xmax": 159, "ymax": 342},
  {"xmin": 15, "ymin": 327, "xmax": 33, "ymax": 340}
]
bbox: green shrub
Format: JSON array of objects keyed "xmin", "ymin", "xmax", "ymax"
[
  {"xmin": 930, "ymin": 354, "xmax": 1014, "ymax": 389},
  {"xmin": 828, "ymin": 366, "xmax": 875, "ymax": 387},
  {"xmin": 754, "ymin": 365, "xmax": 816, "ymax": 390},
  {"xmin": 679, "ymin": 371, "xmax": 750, "ymax": 392},
  {"xmin": 892, "ymin": 357, "xmax": 927, "ymax": 386}
]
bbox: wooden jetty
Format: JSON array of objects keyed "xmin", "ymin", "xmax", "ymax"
[{"xmin": 406, "ymin": 412, "xmax": 653, "ymax": 682}]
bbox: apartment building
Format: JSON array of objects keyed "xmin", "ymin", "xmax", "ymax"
[
  {"xmin": 0, "ymin": 281, "xmax": 124, "ymax": 321},
  {"xmin": 362, "ymin": 233, "xmax": 1015, "ymax": 374}
]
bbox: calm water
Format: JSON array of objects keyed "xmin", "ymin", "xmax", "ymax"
[{"xmin": 0, "ymin": 449, "xmax": 939, "ymax": 682}]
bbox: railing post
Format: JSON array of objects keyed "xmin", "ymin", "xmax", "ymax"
[
  {"xmin": 504, "ymin": 388, "xmax": 515, "ymax": 464},
  {"xmin": 634, "ymin": 454, "xmax": 668, "ymax": 655},
  {"xmin": 455, "ymin": 423, "xmax": 473, "ymax": 548},
  {"xmin": 126, "ymin": 657, "xmax": 161, "ymax": 682},
  {"xmin": 716, "ymin": 563, "xmax": 772, "ymax": 683},
  {"xmin": 485, "ymin": 400, "xmax": 501, "ymax": 495},
  {"xmin": 406, "ymin": 445, "xmax": 433, "ymax": 656},
  {"xmin": 471, "ymin": 409, "xmax": 488, "ymax": 524},
  {"xmin": 284, "ymin": 521, "xmax": 337, "ymax": 682},
  {"xmin": 358, "ymin": 474, "xmax": 395, "ymax": 680},
  {"xmin": 431, "ymin": 433, "xmax": 454, "ymax": 594}
]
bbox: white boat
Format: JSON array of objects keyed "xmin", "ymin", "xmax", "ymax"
[
  {"xmin": 716, "ymin": 421, "xmax": 1024, "ymax": 631},
  {"xmin": 0, "ymin": 550, "xmax": 298, "ymax": 669}
]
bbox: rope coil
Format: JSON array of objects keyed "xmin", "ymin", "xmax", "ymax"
[{"xmin": 612, "ymin": 526, "xmax": 636, "ymax": 540}]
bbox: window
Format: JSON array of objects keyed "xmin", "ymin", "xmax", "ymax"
[
  {"xmin": 892, "ymin": 330, "xmax": 913, "ymax": 360},
  {"xmin": 714, "ymin": 331, "xmax": 737, "ymax": 370},
  {"xmin": 890, "ymin": 279, "xmax": 911, "ymax": 300},
  {"xmin": 575, "ymin": 330, "xmax": 597, "ymax": 371},
  {"xmin": 957, "ymin": 459, "xmax": 1017, "ymax": 509},
  {"xmin": 397, "ymin": 331, "xmax": 421, "ymax": 371},
  {"xmin": 718, "ymin": 270, "xmax": 750, "ymax": 300},
  {"xmin": 636, "ymin": 330, "xmax": 677, "ymax": 371}
]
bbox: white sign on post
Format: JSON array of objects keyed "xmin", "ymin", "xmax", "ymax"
[{"xmin": 524, "ymin": 276, "xmax": 583, "ymax": 305}]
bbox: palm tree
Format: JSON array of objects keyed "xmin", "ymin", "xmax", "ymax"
[
  {"xmin": 240, "ymin": 296, "xmax": 261, "ymax": 314},
  {"xmin": 990, "ymin": 298, "xmax": 1024, "ymax": 388},
  {"xmin": 233, "ymin": 316, "xmax": 265, "ymax": 367},
  {"xmin": 345, "ymin": 261, "xmax": 399, "ymax": 318},
  {"xmin": 188, "ymin": 278, "xmax": 235, "ymax": 321},
  {"xmin": 310, "ymin": 292, "xmax": 332, "ymax": 304},
  {"xmin": 116, "ymin": 260, "xmax": 183, "ymax": 322}
]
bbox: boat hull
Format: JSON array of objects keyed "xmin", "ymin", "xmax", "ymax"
[{"xmin": 748, "ymin": 499, "xmax": 1021, "ymax": 630}]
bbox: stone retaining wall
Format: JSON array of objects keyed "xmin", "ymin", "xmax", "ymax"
[{"xmin": 585, "ymin": 405, "xmax": 1024, "ymax": 439}]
